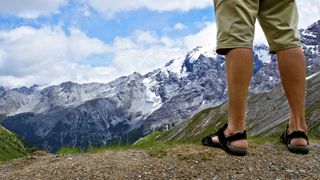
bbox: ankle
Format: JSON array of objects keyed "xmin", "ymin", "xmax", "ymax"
[
  {"xmin": 225, "ymin": 125, "xmax": 246, "ymax": 136},
  {"xmin": 288, "ymin": 123, "xmax": 308, "ymax": 133}
]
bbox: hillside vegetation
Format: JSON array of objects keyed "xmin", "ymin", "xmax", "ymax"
[{"xmin": 0, "ymin": 124, "xmax": 29, "ymax": 161}]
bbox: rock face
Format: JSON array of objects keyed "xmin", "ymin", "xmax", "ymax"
[{"xmin": 0, "ymin": 20, "xmax": 319, "ymax": 152}]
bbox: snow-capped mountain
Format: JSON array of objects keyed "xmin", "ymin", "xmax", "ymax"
[
  {"xmin": 301, "ymin": 20, "xmax": 320, "ymax": 76},
  {"xmin": 1, "ymin": 20, "xmax": 319, "ymax": 152}
]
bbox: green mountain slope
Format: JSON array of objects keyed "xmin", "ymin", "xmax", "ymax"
[
  {"xmin": 0, "ymin": 122, "xmax": 29, "ymax": 161},
  {"xmin": 138, "ymin": 72, "xmax": 320, "ymax": 145}
]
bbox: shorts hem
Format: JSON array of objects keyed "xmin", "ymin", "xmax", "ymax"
[
  {"xmin": 269, "ymin": 44, "xmax": 301, "ymax": 54},
  {"xmin": 216, "ymin": 44, "xmax": 253, "ymax": 55}
]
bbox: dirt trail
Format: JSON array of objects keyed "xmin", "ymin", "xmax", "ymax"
[{"xmin": 1, "ymin": 142, "xmax": 320, "ymax": 179}]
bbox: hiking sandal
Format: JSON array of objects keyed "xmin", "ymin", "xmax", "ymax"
[
  {"xmin": 202, "ymin": 123, "xmax": 248, "ymax": 156},
  {"xmin": 280, "ymin": 125, "xmax": 310, "ymax": 154}
]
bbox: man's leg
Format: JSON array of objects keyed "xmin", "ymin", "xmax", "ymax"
[
  {"xmin": 212, "ymin": 48, "xmax": 253, "ymax": 148},
  {"xmin": 277, "ymin": 47, "xmax": 308, "ymax": 146}
]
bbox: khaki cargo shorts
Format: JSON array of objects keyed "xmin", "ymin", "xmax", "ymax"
[{"xmin": 214, "ymin": 0, "xmax": 301, "ymax": 55}]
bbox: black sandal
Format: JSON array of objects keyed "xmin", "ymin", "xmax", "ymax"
[
  {"xmin": 280, "ymin": 125, "xmax": 310, "ymax": 154},
  {"xmin": 202, "ymin": 124, "xmax": 248, "ymax": 156}
]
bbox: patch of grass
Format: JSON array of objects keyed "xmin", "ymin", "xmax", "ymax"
[
  {"xmin": 58, "ymin": 147, "xmax": 82, "ymax": 155},
  {"xmin": 132, "ymin": 131, "xmax": 164, "ymax": 148},
  {"xmin": 248, "ymin": 135, "xmax": 280, "ymax": 145}
]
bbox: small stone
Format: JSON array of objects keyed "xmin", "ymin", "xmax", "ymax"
[
  {"xmin": 299, "ymin": 170, "xmax": 306, "ymax": 173},
  {"xmin": 286, "ymin": 169, "xmax": 294, "ymax": 173}
]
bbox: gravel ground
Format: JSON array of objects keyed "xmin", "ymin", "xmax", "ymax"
[{"xmin": 0, "ymin": 142, "xmax": 320, "ymax": 179}]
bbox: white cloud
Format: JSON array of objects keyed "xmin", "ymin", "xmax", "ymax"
[
  {"xmin": 296, "ymin": 0, "xmax": 320, "ymax": 28},
  {"xmin": 86, "ymin": 0, "xmax": 212, "ymax": 18},
  {"xmin": 0, "ymin": 0, "xmax": 68, "ymax": 19},
  {"xmin": 110, "ymin": 31, "xmax": 186, "ymax": 75},
  {"xmin": 164, "ymin": 22, "xmax": 188, "ymax": 32},
  {"xmin": 0, "ymin": 26, "xmax": 113, "ymax": 87},
  {"xmin": 173, "ymin": 23, "xmax": 187, "ymax": 30},
  {"xmin": 183, "ymin": 22, "xmax": 216, "ymax": 49}
]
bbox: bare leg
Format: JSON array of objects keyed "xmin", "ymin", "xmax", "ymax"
[
  {"xmin": 212, "ymin": 48, "xmax": 253, "ymax": 148},
  {"xmin": 277, "ymin": 47, "xmax": 308, "ymax": 146}
]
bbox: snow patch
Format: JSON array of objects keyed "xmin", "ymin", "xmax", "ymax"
[
  {"xmin": 301, "ymin": 30, "xmax": 316, "ymax": 38},
  {"xmin": 142, "ymin": 77, "xmax": 163, "ymax": 115},
  {"xmin": 188, "ymin": 45, "xmax": 217, "ymax": 63},
  {"xmin": 162, "ymin": 56, "xmax": 185, "ymax": 78},
  {"xmin": 256, "ymin": 48, "xmax": 271, "ymax": 63}
]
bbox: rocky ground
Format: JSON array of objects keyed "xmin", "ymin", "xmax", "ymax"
[{"xmin": 1, "ymin": 142, "xmax": 320, "ymax": 179}]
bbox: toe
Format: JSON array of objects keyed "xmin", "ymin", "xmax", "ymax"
[
  {"xmin": 290, "ymin": 138, "xmax": 308, "ymax": 146},
  {"xmin": 211, "ymin": 136, "xmax": 219, "ymax": 144}
]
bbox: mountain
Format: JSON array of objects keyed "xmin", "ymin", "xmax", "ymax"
[
  {"xmin": 143, "ymin": 71, "xmax": 320, "ymax": 144},
  {"xmin": 301, "ymin": 20, "xmax": 320, "ymax": 76},
  {"xmin": 1, "ymin": 20, "xmax": 319, "ymax": 152}
]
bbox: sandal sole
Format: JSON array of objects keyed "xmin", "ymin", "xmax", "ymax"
[{"xmin": 288, "ymin": 144, "xmax": 310, "ymax": 154}]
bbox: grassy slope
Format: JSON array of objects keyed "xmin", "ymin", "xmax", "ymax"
[{"xmin": 0, "ymin": 125, "xmax": 29, "ymax": 161}]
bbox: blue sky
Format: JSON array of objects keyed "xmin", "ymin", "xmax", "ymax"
[
  {"xmin": 0, "ymin": 1, "xmax": 215, "ymax": 42},
  {"xmin": 0, "ymin": 0, "xmax": 319, "ymax": 87}
]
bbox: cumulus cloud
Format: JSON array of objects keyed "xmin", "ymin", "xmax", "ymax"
[
  {"xmin": 0, "ymin": 0, "xmax": 68, "ymax": 19},
  {"xmin": 0, "ymin": 26, "xmax": 113, "ymax": 87},
  {"xmin": 86, "ymin": 0, "xmax": 212, "ymax": 18},
  {"xmin": 110, "ymin": 30, "xmax": 185, "ymax": 75}
]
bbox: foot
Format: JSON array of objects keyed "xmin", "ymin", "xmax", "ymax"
[
  {"xmin": 280, "ymin": 125, "xmax": 309, "ymax": 154},
  {"xmin": 211, "ymin": 127, "xmax": 248, "ymax": 149}
]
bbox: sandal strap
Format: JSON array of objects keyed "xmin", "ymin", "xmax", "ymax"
[
  {"xmin": 217, "ymin": 124, "xmax": 229, "ymax": 145},
  {"xmin": 225, "ymin": 131, "xmax": 247, "ymax": 144},
  {"xmin": 217, "ymin": 124, "xmax": 247, "ymax": 146},
  {"xmin": 287, "ymin": 131, "xmax": 309, "ymax": 144},
  {"xmin": 281, "ymin": 125, "xmax": 309, "ymax": 145}
]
